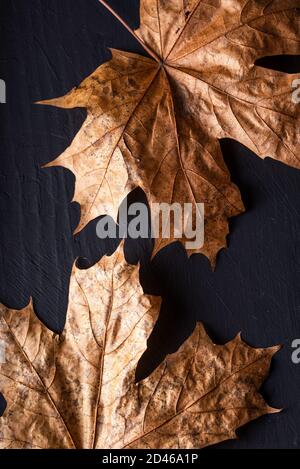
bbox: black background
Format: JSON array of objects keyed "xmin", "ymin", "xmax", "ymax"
[{"xmin": 1, "ymin": 0, "xmax": 300, "ymax": 449}]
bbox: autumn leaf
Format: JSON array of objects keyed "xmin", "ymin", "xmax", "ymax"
[
  {"xmin": 0, "ymin": 245, "xmax": 279, "ymax": 449},
  {"xmin": 38, "ymin": 0, "xmax": 300, "ymax": 266}
]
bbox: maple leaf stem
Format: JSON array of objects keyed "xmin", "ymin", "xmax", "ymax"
[{"xmin": 97, "ymin": 0, "xmax": 161, "ymax": 63}]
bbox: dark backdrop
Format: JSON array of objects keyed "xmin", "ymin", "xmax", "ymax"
[{"xmin": 1, "ymin": 0, "xmax": 300, "ymax": 449}]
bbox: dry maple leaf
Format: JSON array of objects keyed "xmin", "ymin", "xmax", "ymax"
[
  {"xmin": 39, "ymin": 0, "xmax": 300, "ymax": 266},
  {"xmin": 0, "ymin": 245, "xmax": 279, "ymax": 449}
]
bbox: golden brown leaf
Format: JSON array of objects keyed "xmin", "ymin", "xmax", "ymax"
[
  {"xmin": 0, "ymin": 246, "xmax": 279, "ymax": 449},
  {"xmin": 39, "ymin": 0, "xmax": 300, "ymax": 266}
]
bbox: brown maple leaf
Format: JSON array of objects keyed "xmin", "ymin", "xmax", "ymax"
[
  {"xmin": 0, "ymin": 245, "xmax": 279, "ymax": 449},
  {"xmin": 39, "ymin": 0, "xmax": 300, "ymax": 266}
]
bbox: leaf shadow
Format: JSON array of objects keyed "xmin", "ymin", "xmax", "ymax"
[{"xmin": 0, "ymin": 393, "xmax": 6, "ymax": 417}]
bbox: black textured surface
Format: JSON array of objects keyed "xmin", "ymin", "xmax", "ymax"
[{"xmin": 1, "ymin": 0, "xmax": 300, "ymax": 448}]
